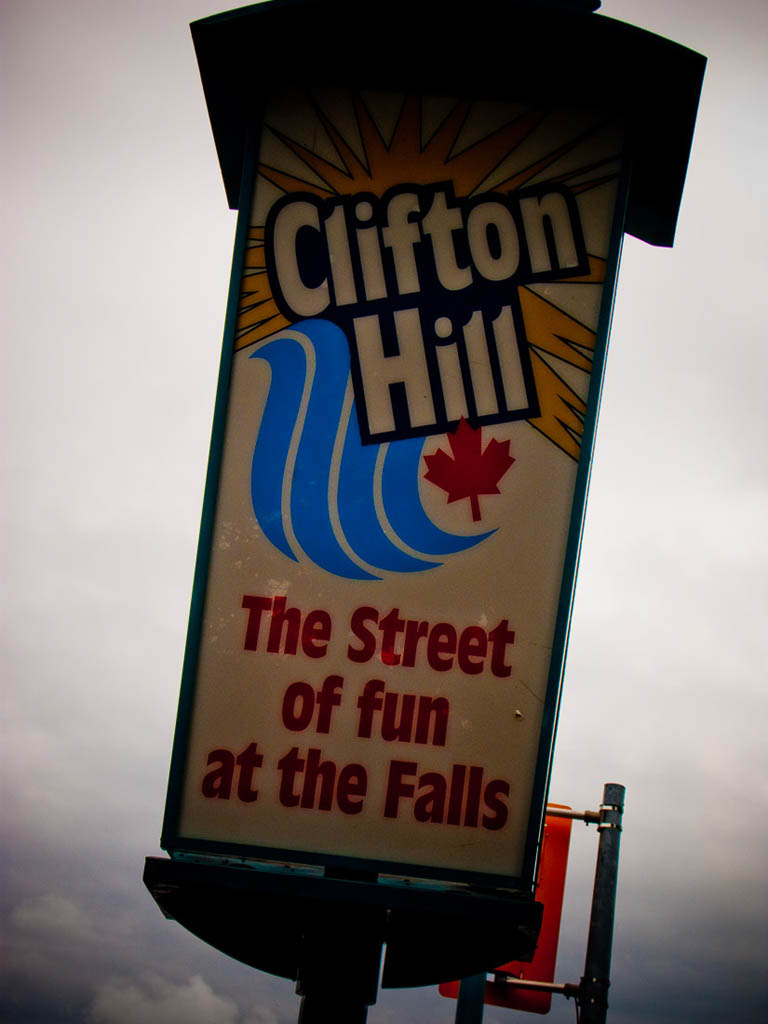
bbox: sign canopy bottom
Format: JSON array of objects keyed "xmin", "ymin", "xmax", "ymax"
[{"xmin": 143, "ymin": 856, "xmax": 542, "ymax": 988}]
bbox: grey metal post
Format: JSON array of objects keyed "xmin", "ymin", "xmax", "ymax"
[
  {"xmin": 578, "ymin": 783, "xmax": 625, "ymax": 1024},
  {"xmin": 455, "ymin": 973, "xmax": 486, "ymax": 1024}
]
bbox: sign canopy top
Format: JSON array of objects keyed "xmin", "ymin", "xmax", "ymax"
[{"xmin": 191, "ymin": 0, "xmax": 704, "ymax": 247}]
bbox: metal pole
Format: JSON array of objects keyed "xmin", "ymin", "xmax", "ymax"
[
  {"xmin": 578, "ymin": 783, "xmax": 625, "ymax": 1024},
  {"xmin": 455, "ymin": 973, "xmax": 486, "ymax": 1024},
  {"xmin": 295, "ymin": 904, "xmax": 385, "ymax": 1024}
]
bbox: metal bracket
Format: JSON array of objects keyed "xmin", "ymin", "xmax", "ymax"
[
  {"xmin": 597, "ymin": 800, "xmax": 624, "ymax": 832},
  {"xmin": 544, "ymin": 807, "xmax": 600, "ymax": 825},
  {"xmin": 493, "ymin": 973, "xmax": 581, "ymax": 999}
]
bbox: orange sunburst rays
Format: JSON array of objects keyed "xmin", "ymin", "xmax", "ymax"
[
  {"xmin": 259, "ymin": 94, "xmax": 549, "ymax": 199},
  {"xmin": 237, "ymin": 94, "xmax": 618, "ymax": 460}
]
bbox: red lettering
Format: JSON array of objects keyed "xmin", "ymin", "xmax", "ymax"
[
  {"xmin": 202, "ymin": 748, "xmax": 234, "ymax": 799},
  {"xmin": 482, "ymin": 779, "xmax": 510, "ymax": 830},
  {"xmin": 277, "ymin": 747, "xmax": 368, "ymax": 813},
  {"xmin": 463, "ymin": 765, "xmax": 484, "ymax": 827},
  {"xmin": 414, "ymin": 696, "xmax": 449, "ymax": 746},
  {"xmin": 489, "ymin": 619, "xmax": 515, "ymax": 677},
  {"xmin": 457, "ymin": 626, "xmax": 488, "ymax": 675},
  {"xmin": 281, "ymin": 681, "xmax": 315, "ymax": 731},
  {"xmin": 447, "ymin": 764, "xmax": 466, "ymax": 825},
  {"xmin": 426, "ymin": 622, "xmax": 457, "ymax": 671},
  {"xmin": 300, "ymin": 748, "xmax": 336, "ymax": 810},
  {"xmin": 336, "ymin": 764, "xmax": 368, "ymax": 814},
  {"xmin": 381, "ymin": 691, "xmax": 415, "ymax": 741},
  {"xmin": 379, "ymin": 607, "xmax": 406, "ymax": 665},
  {"xmin": 202, "ymin": 743, "xmax": 263, "ymax": 803},
  {"xmin": 241, "ymin": 595, "xmax": 272, "ymax": 650},
  {"xmin": 356, "ymin": 682, "xmax": 449, "ymax": 745},
  {"xmin": 267, "ymin": 596, "xmax": 301, "ymax": 654},
  {"xmin": 347, "ymin": 606, "xmax": 516, "ymax": 677},
  {"xmin": 356, "ymin": 679, "xmax": 385, "ymax": 738},
  {"xmin": 383, "ymin": 759, "xmax": 510, "ymax": 831},
  {"xmin": 413, "ymin": 771, "xmax": 446, "ymax": 823},
  {"xmin": 282, "ymin": 676, "xmax": 344, "ymax": 734},
  {"xmin": 402, "ymin": 618, "xmax": 429, "ymax": 667},
  {"xmin": 235, "ymin": 742, "xmax": 264, "ymax": 803},
  {"xmin": 277, "ymin": 747, "xmax": 304, "ymax": 806},
  {"xmin": 384, "ymin": 760, "xmax": 417, "ymax": 818},
  {"xmin": 302, "ymin": 609, "xmax": 332, "ymax": 657},
  {"xmin": 347, "ymin": 606, "xmax": 379, "ymax": 662},
  {"xmin": 315, "ymin": 674, "xmax": 344, "ymax": 733}
]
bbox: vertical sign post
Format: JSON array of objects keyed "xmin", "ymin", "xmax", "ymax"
[{"xmin": 146, "ymin": 0, "xmax": 704, "ymax": 1012}]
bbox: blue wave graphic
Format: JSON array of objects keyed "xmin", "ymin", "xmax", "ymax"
[
  {"xmin": 338, "ymin": 408, "xmax": 441, "ymax": 574},
  {"xmin": 249, "ymin": 319, "xmax": 491, "ymax": 579},
  {"xmin": 249, "ymin": 339, "xmax": 303, "ymax": 562}
]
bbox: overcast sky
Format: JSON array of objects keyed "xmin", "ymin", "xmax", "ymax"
[{"xmin": 2, "ymin": 1, "xmax": 767, "ymax": 1022}]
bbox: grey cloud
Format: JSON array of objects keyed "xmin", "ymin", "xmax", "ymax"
[{"xmin": 89, "ymin": 975, "xmax": 240, "ymax": 1024}]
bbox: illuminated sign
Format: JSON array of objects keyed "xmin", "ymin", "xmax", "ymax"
[{"xmin": 162, "ymin": 89, "xmax": 627, "ymax": 885}]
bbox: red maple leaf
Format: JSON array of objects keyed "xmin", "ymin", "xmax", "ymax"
[{"xmin": 423, "ymin": 418, "xmax": 515, "ymax": 522}]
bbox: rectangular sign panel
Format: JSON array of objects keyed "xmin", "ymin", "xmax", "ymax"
[{"xmin": 163, "ymin": 90, "xmax": 626, "ymax": 885}]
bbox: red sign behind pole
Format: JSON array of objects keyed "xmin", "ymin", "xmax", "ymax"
[{"xmin": 439, "ymin": 806, "xmax": 572, "ymax": 1013}]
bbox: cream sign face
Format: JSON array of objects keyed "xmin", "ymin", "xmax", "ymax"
[{"xmin": 163, "ymin": 91, "xmax": 625, "ymax": 884}]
